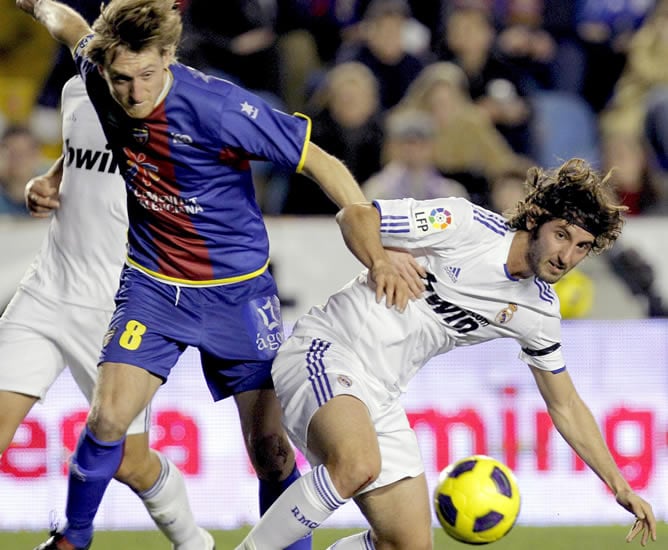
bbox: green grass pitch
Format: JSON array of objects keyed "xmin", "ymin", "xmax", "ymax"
[{"xmin": 2, "ymin": 524, "xmax": 667, "ymax": 549}]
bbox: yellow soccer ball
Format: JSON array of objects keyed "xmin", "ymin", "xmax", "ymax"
[{"xmin": 434, "ymin": 455, "xmax": 521, "ymax": 545}]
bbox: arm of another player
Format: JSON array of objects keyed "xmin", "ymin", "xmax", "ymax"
[
  {"xmin": 16, "ymin": 0, "xmax": 91, "ymax": 52},
  {"xmin": 300, "ymin": 141, "xmax": 367, "ymax": 209},
  {"xmin": 25, "ymin": 155, "xmax": 63, "ymax": 218},
  {"xmin": 530, "ymin": 366, "xmax": 657, "ymax": 546},
  {"xmin": 336, "ymin": 203, "xmax": 424, "ymax": 312}
]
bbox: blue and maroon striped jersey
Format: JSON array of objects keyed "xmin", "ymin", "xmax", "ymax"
[{"xmin": 74, "ymin": 36, "xmax": 310, "ymax": 285}]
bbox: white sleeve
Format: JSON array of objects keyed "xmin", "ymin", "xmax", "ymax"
[
  {"xmin": 517, "ymin": 315, "xmax": 566, "ymax": 373},
  {"xmin": 373, "ymin": 197, "xmax": 474, "ymax": 250}
]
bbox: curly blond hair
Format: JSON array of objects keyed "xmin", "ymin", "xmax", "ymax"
[
  {"xmin": 505, "ymin": 158, "xmax": 627, "ymax": 254},
  {"xmin": 85, "ymin": 0, "xmax": 182, "ymax": 66}
]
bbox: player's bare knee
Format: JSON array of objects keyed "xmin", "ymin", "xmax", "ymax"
[
  {"xmin": 86, "ymin": 406, "xmax": 128, "ymax": 441},
  {"xmin": 328, "ymin": 456, "xmax": 380, "ymax": 498},
  {"xmin": 251, "ymin": 432, "xmax": 295, "ymax": 480}
]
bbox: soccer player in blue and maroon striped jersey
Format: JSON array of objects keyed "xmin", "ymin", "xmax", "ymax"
[{"xmin": 14, "ymin": 1, "xmax": 410, "ymax": 549}]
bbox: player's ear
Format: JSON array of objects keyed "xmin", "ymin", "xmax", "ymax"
[{"xmin": 525, "ymin": 205, "xmax": 542, "ymax": 231}]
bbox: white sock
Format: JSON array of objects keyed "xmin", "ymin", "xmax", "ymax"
[
  {"xmin": 137, "ymin": 453, "xmax": 205, "ymax": 550},
  {"xmin": 238, "ymin": 464, "xmax": 349, "ymax": 550},
  {"xmin": 327, "ymin": 530, "xmax": 375, "ymax": 549}
]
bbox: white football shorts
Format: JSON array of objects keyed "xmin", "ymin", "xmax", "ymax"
[
  {"xmin": 273, "ymin": 334, "xmax": 424, "ymax": 495},
  {"xmin": 0, "ymin": 288, "xmax": 149, "ymax": 435}
]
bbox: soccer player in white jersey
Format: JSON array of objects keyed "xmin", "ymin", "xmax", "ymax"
[
  {"xmin": 0, "ymin": 76, "xmax": 214, "ymax": 550},
  {"xmin": 237, "ymin": 158, "xmax": 657, "ymax": 549}
]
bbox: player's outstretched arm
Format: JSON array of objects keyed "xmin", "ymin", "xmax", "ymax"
[
  {"xmin": 300, "ymin": 142, "xmax": 367, "ymax": 209},
  {"xmin": 530, "ymin": 366, "xmax": 657, "ymax": 546},
  {"xmin": 16, "ymin": 0, "xmax": 91, "ymax": 52},
  {"xmin": 25, "ymin": 155, "xmax": 63, "ymax": 217}
]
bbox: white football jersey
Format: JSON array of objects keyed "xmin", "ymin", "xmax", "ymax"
[
  {"xmin": 19, "ymin": 76, "xmax": 127, "ymax": 310},
  {"xmin": 290, "ymin": 197, "xmax": 564, "ymax": 397}
]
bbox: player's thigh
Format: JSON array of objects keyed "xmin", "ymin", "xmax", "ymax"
[
  {"xmin": 0, "ymin": 390, "xmax": 38, "ymax": 452},
  {"xmin": 355, "ymin": 473, "xmax": 433, "ymax": 550},
  {"xmin": 62, "ymin": 305, "xmax": 152, "ymax": 437},
  {"xmin": 271, "ymin": 335, "xmax": 381, "ymax": 464},
  {"xmin": 88, "ymin": 362, "xmax": 162, "ymax": 438},
  {"xmin": 307, "ymin": 395, "xmax": 379, "ymax": 467},
  {"xmin": 308, "ymin": 395, "xmax": 381, "ymax": 498}
]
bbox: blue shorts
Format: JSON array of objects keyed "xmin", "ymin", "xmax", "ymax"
[{"xmin": 100, "ymin": 266, "xmax": 284, "ymax": 400}]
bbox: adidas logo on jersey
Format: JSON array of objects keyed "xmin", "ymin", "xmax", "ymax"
[{"xmin": 444, "ymin": 265, "xmax": 461, "ymax": 283}]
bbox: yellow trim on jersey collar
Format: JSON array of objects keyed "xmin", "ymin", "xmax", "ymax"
[
  {"xmin": 294, "ymin": 112, "xmax": 312, "ymax": 173},
  {"xmin": 126, "ymin": 257, "xmax": 270, "ymax": 286}
]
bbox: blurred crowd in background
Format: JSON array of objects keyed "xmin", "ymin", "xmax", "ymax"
[{"xmin": 1, "ymin": 0, "xmax": 667, "ymax": 318}]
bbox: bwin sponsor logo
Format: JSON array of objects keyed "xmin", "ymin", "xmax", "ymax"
[
  {"xmin": 423, "ymin": 272, "xmax": 489, "ymax": 333},
  {"xmin": 291, "ymin": 506, "xmax": 320, "ymax": 529},
  {"xmin": 65, "ymin": 139, "xmax": 121, "ymax": 174}
]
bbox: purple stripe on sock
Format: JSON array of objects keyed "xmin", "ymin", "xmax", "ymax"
[{"xmin": 313, "ymin": 465, "xmax": 345, "ymax": 511}]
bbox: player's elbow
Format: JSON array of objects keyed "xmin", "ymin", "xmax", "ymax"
[{"xmin": 336, "ymin": 202, "xmax": 376, "ymax": 230}]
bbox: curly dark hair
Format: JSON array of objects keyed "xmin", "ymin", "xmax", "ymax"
[
  {"xmin": 505, "ymin": 158, "xmax": 627, "ymax": 254},
  {"xmin": 86, "ymin": 0, "xmax": 182, "ymax": 66}
]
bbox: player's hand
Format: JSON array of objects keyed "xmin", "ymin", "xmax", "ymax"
[
  {"xmin": 368, "ymin": 259, "xmax": 413, "ymax": 313},
  {"xmin": 384, "ymin": 247, "xmax": 426, "ymax": 299},
  {"xmin": 25, "ymin": 175, "xmax": 60, "ymax": 218},
  {"xmin": 616, "ymin": 488, "xmax": 657, "ymax": 546}
]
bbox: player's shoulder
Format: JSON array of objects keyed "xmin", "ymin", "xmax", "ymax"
[
  {"xmin": 375, "ymin": 196, "xmax": 474, "ymax": 215},
  {"xmin": 172, "ymin": 63, "xmax": 237, "ymax": 100},
  {"xmin": 465, "ymin": 202, "xmax": 512, "ymax": 241},
  {"xmin": 62, "ymin": 75, "xmax": 87, "ymax": 100},
  {"xmin": 60, "ymin": 75, "xmax": 96, "ymax": 118},
  {"xmin": 525, "ymin": 276, "xmax": 561, "ymax": 317},
  {"xmin": 412, "ymin": 197, "xmax": 506, "ymax": 231}
]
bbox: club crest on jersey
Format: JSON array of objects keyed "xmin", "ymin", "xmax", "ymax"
[
  {"xmin": 496, "ymin": 303, "xmax": 518, "ymax": 324},
  {"xmin": 428, "ymin": 208, "xmax": 452, "ymax": 230},
  {"xmin": 337, "ymin": 375, "xmax": 353, "ymax": 388},
  {"xmin": 132, "ymin": 125, "xmax": 150, "ymax": 144}
]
